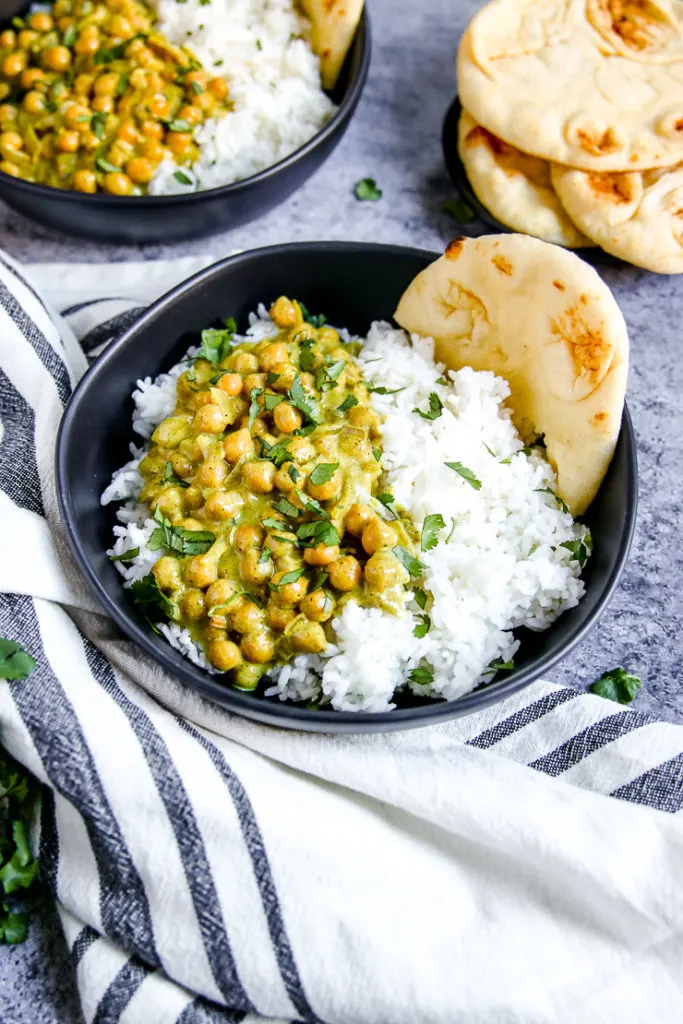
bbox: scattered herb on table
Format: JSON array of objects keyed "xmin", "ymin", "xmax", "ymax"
[
  {"xmin": 589, "ymin": 667, "xmax": 642, "ymax": 704},
  {"xmin": 442, "ymin": 197, "xmax": 476, "ymax": 223},
  {"xmin": 355, "ymin": 177, "xmax": 382, "ymax": 201}
]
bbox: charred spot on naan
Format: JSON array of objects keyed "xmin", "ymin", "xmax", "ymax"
[
  {"xmin": 588, "ymin": 0, "xmax": 679, "ymax": 53},
  {"xmin": 587, "ymin": 172, "xmax": 638, "ymax": 203},
  {"xmin": 492, "ymin": 254, "xmax": 514, "ymax": 275},
  {"xmin": 550, "ymin": 306, "xmax": 615, "ymax": 390}
]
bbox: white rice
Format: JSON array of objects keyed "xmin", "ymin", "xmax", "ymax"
[
  {"xmin": 102, "ymin": 308, "xmax": 589, "ymax": 713},
  {"xmin": 147, "ymin": 0, "xmax": 336, "ymax": 195}
]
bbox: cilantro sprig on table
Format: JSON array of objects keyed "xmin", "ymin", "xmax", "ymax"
[{"xmin": 589, "ymin": 667, "xmax": 642, "ymax": 704}]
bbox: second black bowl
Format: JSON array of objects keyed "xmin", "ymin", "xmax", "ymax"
[
  {"xmin": 0, "ymin": 10, "xmax": 370, "ymax": 244},
  {"xmin": 56, "ymin": 242, "xmax": 638, "ymax": 732}
]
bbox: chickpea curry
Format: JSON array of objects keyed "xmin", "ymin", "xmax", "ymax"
[
  {"xmin": 0, "ymin": 0, "xmax": 230, "ymax": 194},
  {"xmin": 130, "ymin": 296, "xmax": 421, "ymax": 692}
]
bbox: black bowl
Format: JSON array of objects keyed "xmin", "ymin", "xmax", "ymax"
[
  {"xmin": 0, "ymin": 11, "xmax": 370, "ymax": 244},
  {"xmin": 56, "ymin": 242, "xmax": 638, "ymax": 733},
  {"xmin": 441, "ymin": 96, "xmax": 619, "ymax": 266}
]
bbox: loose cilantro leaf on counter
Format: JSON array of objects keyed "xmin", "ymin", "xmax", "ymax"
[
  {"xmin": 309, "ymin": 463, "xmax": 339, "ymax": 487},
  {"xmin": 392, "ymin": 546, "xmax": 425, "ymax": 578},
  {"xmin": 444, "ymin": 462, "xmax": 482, "ymax": 490},
  {"xmin": 589, "ymin": 668, "xmax": 642, "ymax": 704},
  {"xmin": 442, "ymin": 197, "xmax": 476, "ymax": 223},
  {"xmin": 0, "ymin": 744, "xmax": 40, "ymax": 945},
  {"xmin": 355, "ymin": 177, "xmax": 382, "ymax": 201},
  {"xmin": 413, "ymin": 615, "xmax": 431, "ymax": 639},
  {"xmin": 421, "ymin": 513, "xmax": 446, "ymax": 552},
  {"xmin": 378, "ymin": 493, "xmax": 400, "ymax": 520},
  {"xmin": 0, "ymin": 641, "xmax": 35, "ymax": 682},
  {"xmin": 148, "ymin": 509, "xmax": 215, "ymax": 556},
  {"xmin": 108, "ymin": 547, "xmax": 140, "ymax": 563},
  {"xmin": 413, "ymin": 392, "xmax": 443, "ymax": 421}
]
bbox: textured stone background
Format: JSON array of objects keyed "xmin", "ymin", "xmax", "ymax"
[{"xmin": 0, "ymin": 0, "xmax": 681, "ymax": 1019}]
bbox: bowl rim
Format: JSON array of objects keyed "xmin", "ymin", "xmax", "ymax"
[
  {"xmin": 56, "ymin": 240, "xmax": 639, "ymax": 733},
  {"xmin": 0, "ymin": 8, "xmax": 370, "ymax": 206}
]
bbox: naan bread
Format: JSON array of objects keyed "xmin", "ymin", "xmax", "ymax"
[
  {"xmin": 457, "ymin": 0, "xmax": 683, "ymax": 171},
  {"xmin": 551, "ymin": 162, "xmax": 683, "ymax": 272},
  {"xmin": 458, "ymin": 107, "xmax": 591, "ymax": 248},
  {"xmin": 299, "ymin": 0, "xmax": 364, "ymax": 90},
  {"xmin": 394, "ymin": 235, "xmax": 629, "ymax": 515}
]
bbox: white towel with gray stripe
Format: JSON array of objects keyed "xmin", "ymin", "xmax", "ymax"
[{"xmin": 1, "ymin": 249, "xmax": 682, "ymax": 1024}]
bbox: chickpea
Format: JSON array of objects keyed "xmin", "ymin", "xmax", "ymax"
[
  {"xmin": 216, "ymin": 372, "xmax": 242, "ymax": 397},
  {"xmin": 0, "ymin": 31, "xmax": 15, "ymax": 49},
  {"xmin": 266, "ymin": 603, "xmax": 297, "ymax": 631},
  {"xmin": 17, "ymin": 30, "xmax": 38, "ymax": 48},
  {"xmin": 103, "ymin": 172, "xmax": 132, "ymax": 196},
  {"xmin": 74, "ymin": 34, "xmax": 99, "ymax": 56},
  {"xmin": 328, "ymin": 555, "xmax": 362, "ymax": 592},
  {"xmin": 307, "ymin": 469, "xmax": 341, "ymax": 502},
  {"xmin": 274, "ymin": 464, "xmax": 299, "ymax": 493},
  {"xmin": 140, "ymin": 119, "xmax": 164, "ymax": 140},
  {"xmin": 179, "ymin": 517, "xmax": 204, "ymax": 533},
  {"xmin": 241, "ymin": 460, "xmax": 275, "ymax": 494},
  {"xmin": 269, "ymin": 362, "xmax": 297, "ymax": 392},
  {"xmin": 270, "ymin": 296, "xmax": 299, "ymax": 327},
  {"xmin": 0, "ymin": 161, "xmax": 19, "ymax": 177},
  {"xmin": 183, "ymin": 555, "xmax": 218, "ymax": 589},
  {"xmin": 178, "ymin": 103, "xmax": 203, "ymax": 125},
  {"xmin": 364, "ymin": 550, "xmax": 405, "ymax": 592},
  {"xmin": 193, "ymin": 403, "xmax": 228, "ymax": 434},
  {"xmin": 72, "ymin": 168, "xmax": 97, "ymax": 193},
  {"xmin": 107, "ymin": 14, "xmax": 132, "ymax": 36},
  {"xmin": 348, "ymin": 406, "xmax": 380, "ymax": 432},
  {"xmin": 318, "ymin": 327, "xmax": 340, "ymax": 346},
  {"xmin": 288, "ymin": 437, "xmax": 316, "ymax": 464},
  {"xmin": 29, "ymin": 11, "xmax": 54, "ymax": 31},
  {"xmin": 241, "ymin": 630, "xmax": 275, "ymax": 664},
  {"xmin": 0, "ymin": 83, "xmax": 9, "ymax": 102},
  {"xmin": 228, "ymin": 597, "xmax": 265, "ymax": 635},
  {"xmin": 196, "ymin": 456, "xmax": 227, "ymax": 489},
  {"xmin": 194, "ymin": 90, "xmax": 215, "ymax": 113},
  {"xmin": 22, "ymin": 91, "xmax": 45, "ymax": 114},
  {"xmin": 265, "ymin": 530, "xmax": 297, "ymax": 558},
  {"xmin": 167, "ymin": 131, "xmax": 192, "ymax": 156},
  {"xmin": 204, "ymin": 490, "xmax": 242, "ymax": 521},
  {"xmin": 74, "ymin": 74, "xmax": 95, "ymax": 97},
  {"xmin": 242, "ymin": 372, "xmax": 267, "ymax": 398},
  {"xmin": 259, "ymin": 342, "xmax": 288, "ymax": 372},
  {"xmin": 361, "ymin": 517, "xmax": 396, "ymax": 555},
  {"xmin": 2, "ymin": 53, "xmax": 26, "ymax": 78},
  {"xmin": 180, "ymin": 589, "xmax": 206, "ymax": 622},
  {"xmin": 64, "ymin": 105, "xmax": 91, "ymax": 129},
  {"xmin": 233, "ymin": 524, "xmax": 264, "ymax": 553},
  {"xmin": 301, "ymin": 589, "xmax": 335, "ymax": 623},
  {"xmin": 93, "ymin": 72, "xmax": 118, "ymax": 98},
  {"xmin": 208, "ymin": 76, "xmax": 229, "ymax": 100},
  {"xmin": 20, "ymin": 67, "xmax": 44, "ymax": 90},
  {"xmin": 205, "ymin": 578, "xmax": 241, "ymax": 610},
  {"xmin": 152, "ymin": 487, "xmax": 184, "ymax": 520},
  {"xmin": 52, "ymin": 1, "xmax": 70, "ymax": 16},
  {"xmin": 148, "ymin": 93, "xmax": 169, "ymax": 118},
  {"xmin": 223, "ymin": 427, "xmax": 254, "ymax": 463},
  {"xmin": 233, "ymin": 352, "xmax": 259, "ymax": 373},
  {"xmin": 240, "ymin": 547, "xmax": 274, "ymax": 584},
  {"xmin": 273, "ymin": 402, "xmax": 303, "ymax": 434},
  {"xmin": 207, "ymin": 639, "xmax": 241, "ymax": 672},
  {"xmin": 185, "ymin": 70, "xmax": 209, "ymax": 90},
  {"xmin": 234, "ymin": 663, "xmax": 265, "ymax": 691},
  {"xmin": 0, "ymin": 105, "xmax": 16, "ymax": 123},
  {"xmin": 0, "ymin": 131, "xmax": 22, "ymax": 152},
  {"xmin": 42, "ymin": 46, "xmax": 72, "ymax": 72},
  {"xmin": 290, "ymin": 620, "xmax": 327, "ymax": 654},
  {"xmin": 183, "ymin": 485, "xmax": 203, "ymax": 511},
  {"xmin": 303, "ymin": 543, "xmax": 340, "ymax": 567},
  {"xmin": 344, "ymin": 503, "xmax": 375, "ymax": 538},
  {"xmin": 57, "ymin": 130, "xmax": 80, "ymax": 153},
  {"xmin": 92, "ymin": 95, "xmax": 114, "ymax": 114},
  {"xmin": 270, "ymin": 570, "xmax": 308, "ymax": 606},
  {"xmin": 153, "ymin": 555, "xmax": 181, "ymax": 592}
]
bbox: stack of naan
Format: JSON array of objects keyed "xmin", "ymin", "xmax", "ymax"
[{"xmin": 455, "ymin": 0, "xmax": 683, "ymax": 273}]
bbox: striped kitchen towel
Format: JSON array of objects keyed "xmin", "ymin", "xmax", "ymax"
[{"xmin": 0, "ymin": 249, "xmax": 682, "ymax": 1024}]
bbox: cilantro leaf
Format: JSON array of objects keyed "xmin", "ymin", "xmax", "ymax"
[
  {"xmin": 409, "ymin": 665, "xmax": 434, "ymax": 686},
  {"xmin": 296, "ymin": 520, "xmax": 340, "ymax": 549},
  {"xmin": 273, "ymin": 497, "xmax": 299, "ymax": 519},
  {"xmin": 174, "ymin": 169, "xmax": 193, "ymax": 186},
  {"xmin": 309, "ymin": 463, "xmax": 339, "ymax": 487},
  {"xmin": 442, "ymin": 197, "xmax": 476, "ymax": 223},
  {"xmin": 486, "ymin": 659, "xmax": 515, "ymax": 674},
  {"xmin": 444, "ymin": 462, "xmax": 482, "ymax": 490},
  {"xmin": 421, "ymin": 513, "xmax": 446, "ymax": 552},
  {"xmin": 372, "ymin": 446, "xmax": 382, "ymax": 462},
  {"xmin": 315, "ymin": 359, "xmax": 345, "ymax": 392},
  {"xmin": 536, "ymin": 488, "xmax": 569, "ymax": 514},
  {"xmin": 108, "ymin": 547, "xmax": 140, "ymax": 563},
  {"xmin": 264, "ymin": 393, "xmax": 283, "ymax": 411},
  {"xmin": 270, "ymin": 567, "xmax": 305, "ymax": 591},
  {"xmin": 262, "ymin": 517, "xmax": 287, "ymax": 530},
  {"xmin": 560, "ymin": 538, "xmax": 590, "ymax": 568},
  {"xmin": 288, "ymin": 374, "xmax": 319, "ymax": 424},
  {"xmin": 247, "ymin": 388, "xmax": 263, "ymax": 430},
  {"xmin": 413, "ymin": 587, "xmax": 427, "ymax": 610},
  {"xmin": 298, "ymin": 339, "xmax": 317, "ymax": 373},
  {"xmin": 589, "ymin": 668, "xmax": 642, "ymax": 705},
  {"xmin": 355, "ymin": 177, "xmax": 382, "ymax": 201},
  {"xmin": 338, "ymin": 393, "xmax": 358, "ymax": 413},
  {"xmin": 130, "ymin": 573, "xmax": 175, "ymax": 624},
  {"xmin": 295, "ymin": 490, "xmax": 330, "ymax": 520},
  {"xmin": 93, "ymin": 35, "xmax": 144, "ymax": 64},
  {"xmin": 298, "ymin": 302, "xmax": 327, "ymax": 328},
  {"xmin": 164, "ymin": 462, "xmax": 189, "ymax": 488},
  {"xmin": 0, "ymin": 908, "xmax": 28, "ymax": 945},
  {"xmin": 197, "ymin": 323, "xmax": 236, "ymax": 365},
  {"xmin": 168, "ymin": 118, "xmax": 192, "ymax": 132},
  {"xmin": 287, "ymin": 464, "xmax": 300, "ymax": 483},
  {"xmin": 377, "ymin": 493, "xmax": 399, "ymax": 520},
  {"xmin": 266, "ymin": 371, "xmax": 280, "ymax": 385},
  {"xmin": 148, "ymin": 509, "xmax": 215, "ymax": 556},
  {"xmin": 445, "ymin": 516, "xmax": 458, "ymax": 543},
  {"xmin": 367, "ymin": 385, "xmax": 405, "ymax": 396},
  {"xmin": 413, "ymin": 615, "xmax": 431, "ymax": 639},
  {"xmin": 63, "ymin": 23, "xmax": 77, "ymax": 47},
  {"xmin": 0, "ymin": 641, "xmax": 36, "ymax": 682},
  {"xmin": 255, "ymin": 436, "xmax": 292, "ymax": 467},
  {"xmin": 96, "ymin": 157, "xmax": 120, "ymax": 173},
  {"xmin": 258, "ymin": 547, "xmax": 272, "ymax": 565},
  {"xmin": 392, "ymin": 546, "xmax": 425, "ymax": 579},
  {"xmin": 413, "ymin": 392, "xmax": 443, "ymax": 421}
]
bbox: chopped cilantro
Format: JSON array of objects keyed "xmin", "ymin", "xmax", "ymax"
[
  {"xmin": 196, "ymin": 322, "xmax": 236, "ymax": 365},
  {"xmin": 273, "ymin": 497, "xmax": 299, "ymax": 519},
  {"xmin": 96, "ymin": 157, "xmax": 120, "ymax": 174},
  {"xmin": 309, "ymin": 463, "xmax": 339, "ymax": 486},
  {"xmin": 108, "ymin": 547, "xmax": 140, "ymax": 563},
  {"xmin": 295, "ymin": 489, "xmax": 330, "ymax": 520},
  {"xmin": 173, "ymin": 169, "xmax": 193, "ymax": 186},
  {"xmin": 409, "ymin": 664, "xmax": 434, "ymax": 686},
  {"xmin": 589, "ymin": 668, "xmax": 642, "ymax": 704},
  {"xmin": 0, "ymin": 743, "xmax": 40, "ymax": 945},
  {"xmin": 296, "ymin": 520, "xmax": 340, "ymax": 549},
  {"xmin": 164, "ymin": 462, "xmax": 189, "ymax": 488},
  {"xmin": 288, "ymin": 374, "xmax": 318, "ymax": 424},
  {"xmin": 444, "ymin": 462, "xmax": 482, "ymax": 490},
  {"xmin": 486, "ymin": 659, "xmax": 515, "ymax": 674},
  {"xmin": 338, "ymin": 393, "xmax": 358, "ymax": 413},
  {"xmin": 315, "ymin": 359, "xmax": 345, "ymax": 392},
  {"xmin": 130, "ymin": 573, "xmax": 175, "ymax": 624},
  {"xmin": 355, "ymin": 177, "xmax": 382, "ymax": 201},
  {"xmin": 148, "ymin": 509, "xmax": 215, "ymax": 556},
  {"xmin": 270, "ymin": 567, "xmax": 305, "ymax": 591},
  {"xmin": 442, "ymin": 197, "xmax": 476, "ymax": 223},
  {"xmin": 377, "ymin": 493, "xmax": 399, "ymax": 520},
  {"xmin": 247, "ymin": 388, "xmax": 263, "ymax": 430},
  {"xmin": 413, "ymin": 587, "xmax": 427, "ymax": 610},
  {"xmin": 413, "ymin": 392, "xmax": 443, "ymax": 420},
  {"xmin": 298, "ymin": 302, "xmax": 326, "ymax": 328},
  {"xmin": 536, "ymin": 488, "xmax": 569, "ymax": 514},
  {"xmin": 168, "ymin": 118, "xmax": 192, "ymax": 132},
  {"xmin": 421, "ymin": 513, "xmax": 446, "ymax": 552},
  {"xmin": 258, "ymin": 547, "xmax": 272, "ymax": 565},
  {"xmin": 0, "ymin": 640, "xmax": 36, "ymax": 682},
  {"xmin": 413, "ymin": 615, "xmax": 431, "ymax": 639},
  {"xmin": 262, "ymin": 517, "xmax": 286, "ymax": 531},
  {"xmin": 367, "ymin": 385, "xmax": 405, "ymax": 396},
  {"xmin": 265, "ymin": 371, "xmax": 280, "ymax": 385},
  {"xmin": 287, "ymin": 464, "xmax": 300, "ymax": 483},
  {"xmin": 560, "ymin": 537, "xmax": 591, "ymax": 568},
  {"xmin": 392, "ymin": 546, "xmax": 425, "ymax": 578},
  {"xmin": 264, "ymin": 393, "xmax": 284, "ymax": 412},
  {"xmin": 372, "ymin": 446, "xmax": 383, "ymax": 462},
  {"xmin": 445, "ymin": 516, "xmax": 458, "ymax": 543},
  {"xmin": 93, "ymin": 35, "xmax": 144, "ymax": 64},
  {"xmin": 116, "ymin": 73, "xmax": 129, "ymax": 97}
]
